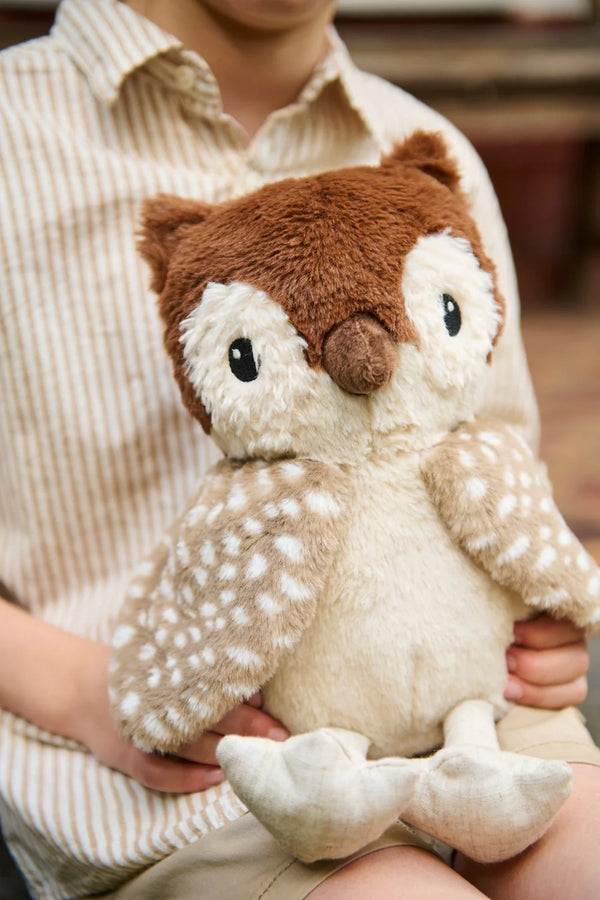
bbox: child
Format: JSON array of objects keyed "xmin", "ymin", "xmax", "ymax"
[{"xmin": 0, "ymin": 1, "xmax": 597, "ymax": 898}]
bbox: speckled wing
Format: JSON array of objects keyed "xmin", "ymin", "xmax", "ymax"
[
  {"xmin": 421, "ymin": 419, "xmax": 600, "ymax": 632},
  {"xmin": 110, "ymin": 458, "xmax": 350, "ymax": 752}
]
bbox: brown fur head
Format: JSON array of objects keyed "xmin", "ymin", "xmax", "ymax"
[{"xmin": 139, "ymin": 130, "xmax": 504, "ymax": 432}]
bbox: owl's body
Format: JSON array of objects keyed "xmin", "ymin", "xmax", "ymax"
[
  {"xmin": 264, "ymin": 447, "xmax": 526, "ymax": 759},
  {"xmin": 110, "ymin": 131, "xmax": 600, "ymax": 864}
]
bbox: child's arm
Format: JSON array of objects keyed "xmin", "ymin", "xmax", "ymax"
[{"xmin": 0, "ymin": 597, "xmax": 287, "ymax": 791}]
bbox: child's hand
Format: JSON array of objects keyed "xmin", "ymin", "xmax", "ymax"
[
  {"xmin": 505, "ymin": 615, "xmax": 589, "ymax": 709},
  {"xmin": 77, "ymin": 644, "xmax": 288, "ymax": 793}
]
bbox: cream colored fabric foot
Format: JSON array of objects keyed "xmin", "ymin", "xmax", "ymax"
[
  {"xmin": 217, "ymin": 727, "xmax": 420, "ymax": 863},
  {"xmin": 403, "ymin": 700, "xmax": 573, "ymax": 863}
]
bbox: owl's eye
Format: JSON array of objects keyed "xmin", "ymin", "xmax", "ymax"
[
  {"xmin": 228, "ymin": 338, "xmax": 260, "ymax": 382},
  {"xmin": 441, "ymin": 294, "xmax": 461, "ymax": 336}
]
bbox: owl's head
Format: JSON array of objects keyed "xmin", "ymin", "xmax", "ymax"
[{"xmin": 140, "ymin": 131, "xmax": 504, "ymax": 462}]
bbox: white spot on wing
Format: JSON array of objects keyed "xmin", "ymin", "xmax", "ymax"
[
  {"xmin": 280, "ymin": 498, "xmax": 300, "ymax": 517},
  {"xmin": 496, "ymin": 535, "xmax": 531, "ymax": 565},
  {"xmin": 207, "ymin": 503, "xmax": 224, "ymax": 524},
  {"xmin": 113, "ymin": 625, "xmax": 136, "ymax": 649},
  {"xmin": 121, "ymin": 692, "xmax": 140, "ymax": 716},
  {"xmin": 202, "ymin": 647, "xmax": 215, "ymax": 665},
  {"xmin": 219, "ymin": 563, "xmax": 237, "ymax": 581},
  {"xmin": 201, "ymin": 541, "xmax": 215, "ymax": 566},
  {"xmin": 181, "ymin": 585, "xmax": 195, "ymax": 605},
  {"xmin": 479, "ymin": 431, "xmax": 502, "ymax": 447},
  {"xmin": 305, "ymin": 490, "xmax": 341, "ymax": 516},
  {"xmin": 275, "ymin": 535, "xmax": 303, "ymax": 562},
  {"xmin": 282, "ymin": 462, "xmax": 304, "ymax": 480},
  {"xmin": 142, "ymin": 714, "xmax": 172, "ymax": 743},
  {"xmin": 281, "ymin": 573, "xmax": 311, "ymax": 601},
  {"xmin": 273, "ymin": 633, "xmax": 300, "ymax": 649},
  {"xmin": 498, "ymin": 495, "xmax": 517, "ymax": 518},
  {"xmin": 577, "ymin": 551, "xmax": 591, "ymax": 572},
  {"xmin": 185, "ymin": 503, "xmax": 208, "ymax": 527},
  {"xmin": 147, "ymin": 668, "xmax": 161, "ymax": 688},
  {"xmin": 226, "ymin": 647, "xmax": 262, "ymax": 667},
  {"xmin": 257, "ymin": 593, "xmax": 280, "ymax": 614},
  {"xmin": 458, "ymin": 450, "xmax": 474, "ymax": 468},
  {"xmin": 536, "ymin": 546, "xmax": 557, "ymax": 570},
  {"xmin": 247, "ymin": 554, "xmax": 268, "ymax": 579},
  {"xmin": 139, "ymin": 644, "xmax": 155, "ymax": 661},
  {"xmin": 231, "ymin": 607, "xmax": 249, "ymax": 626},
  {"xmin": 465, "ymin": 477, "xmax": 487, "ymax": 500},
  {"xmin": 256, "ymin": 468, "xmax": 272, "ymax": 489},
  {"xmin": 201, "ymin": 602, "xmax": 217, "ymax": 618},
  {"xmin": 227, "ymin": 486, "xmax": 247, "ymax": 510},
  {"xmin": 244, "ymin": 518, "xmax": 263, "ymax": 536},
  {"xmin": 465, "ymin": 534, "xmax": 497, "ymax": 552},
  {"xmin": 223, "ymin": 533, "xmax": 241, "ymax": 556},
  {"xmin": 176, "ymin": 541, "xmax": 190, "ymax": 566},
  {"xmin": 193, "ymin": 567, "xmax": 207, "ymax": 587},
  {"xmin": 186, "ymin": 696, "xmax": 215, "ymax": 718}
]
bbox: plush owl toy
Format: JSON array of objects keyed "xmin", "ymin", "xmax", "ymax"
[{"xmin": 110, "ymin": 131, "xmax": 600, "ymax": 865}]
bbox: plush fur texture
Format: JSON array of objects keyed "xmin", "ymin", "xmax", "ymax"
[
  {"xmin": 138, "ymin": 130, "xmax": 504, "ymax": 435},
  {"xmin": 110, "ymin": 131, "xmax": 600, "ymax": 864},
  {"xmin": 422, "ymin": 419, "xmax": 600, "ymax": 631},
  {"xmin": 111, "ymin": 457, "xmax": 350, "ymax": 752}
]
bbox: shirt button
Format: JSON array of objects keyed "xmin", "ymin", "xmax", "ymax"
[{"xmin": 175, "ymin": 65, "xmax": 197, "ymax": 92}]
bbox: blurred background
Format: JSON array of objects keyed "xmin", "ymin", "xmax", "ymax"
[{"xmin": 0, "ymin": 1, "xmax": 598, "ymax": 897}]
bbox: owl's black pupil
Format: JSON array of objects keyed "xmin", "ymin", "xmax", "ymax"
[
  {"xmin": 229, "ymin": 338, "xmax": 259, "ymax": 382},
  {"xmin": 442, "ymin": 293, "xmax": 461, "ymax": 336}
]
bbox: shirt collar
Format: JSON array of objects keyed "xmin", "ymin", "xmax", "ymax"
[
  {"xmin": 51, "ymin": 0, "xmax": 383, "ymax": 149},
  {"xmin": 51, "ymin": 0, "xmax": 183, "ymax": 105}
]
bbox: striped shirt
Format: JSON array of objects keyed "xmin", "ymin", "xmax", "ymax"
[{"xmin": 0, "ymin": 0, "xmax": 538, "ymax": 897}]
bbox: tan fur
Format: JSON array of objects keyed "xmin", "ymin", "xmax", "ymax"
[
  {"xmin": 110, "ymin": 458, "xmax": 351, "ymax": 752},
  {"xmin": 421, "ymin": 420, "xmax": 600, "ymax": 630},
  {"xmin": 263, "ymin": 447, "xmax": 527, "ymax": 758}
]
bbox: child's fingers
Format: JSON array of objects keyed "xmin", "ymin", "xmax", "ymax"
[
  {"xmin": 126, "ymin": 747, "xmax": 225, "ymax": 793},
  {"xmin": 174, "ymin": 703, "xmax": 289, "ymax": 765},
  {"xmin": 506, "ymin": 641, "xmax": 589, "ymax": 687},
  {"xmin": 504, "ymin": 674, "xmax": 588, "ymax": 709},
  {"xmin": 513, "ymin": 615, "xmax": 585, "ymax": 650}
]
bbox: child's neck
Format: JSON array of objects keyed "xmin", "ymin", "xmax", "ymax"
[{"xmin": 123, "ymin": 0, "xmax": 335, "ymax": 139}]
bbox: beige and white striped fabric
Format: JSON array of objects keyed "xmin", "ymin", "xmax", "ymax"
[{"xmin": 0, "ymin": 0, "xmax": 539, "ymax": 896}]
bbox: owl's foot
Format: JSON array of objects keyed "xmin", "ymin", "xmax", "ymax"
[
  {"xmin": 217, "ymin": 727, "xmax": 419, "ymax": 862},
  {"xmin": 403, "ymin": 745, "xmax": 572, "ymax": 863}
]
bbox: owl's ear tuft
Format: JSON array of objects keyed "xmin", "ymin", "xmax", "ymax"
[
  {"xmin": 139, "ymin": 194, "xmax": 213, "ymax": 294},
  {"xmin": 382, "ymin": 130, "xmax": 461, "ymax": 193}
]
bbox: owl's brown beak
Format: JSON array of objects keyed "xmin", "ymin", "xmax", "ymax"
[{"xmin": 322, "ymin": 315, "xmax": 398, "ymax": 395}]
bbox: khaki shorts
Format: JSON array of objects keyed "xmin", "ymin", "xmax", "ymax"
[{"xmin": 99, "ymin": 706, "xmax": 600, "ymax": 900}]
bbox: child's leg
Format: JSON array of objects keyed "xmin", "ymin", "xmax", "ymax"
[
  {"xmin": 455, "ymin": 763, "xmax": 600, "ymax": 899},
  {"xmin": 308, "ymin": 845, "xmax": 486, "ymax": 899}
]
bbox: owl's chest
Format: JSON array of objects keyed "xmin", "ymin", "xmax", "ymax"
[{"xmin": 264, "ymin": 451, "xmax": 525, "ymax": 755}]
